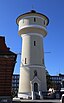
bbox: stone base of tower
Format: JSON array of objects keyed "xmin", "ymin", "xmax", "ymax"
[
  {"xmin": 18, "ymin": 91, "xmax": 43, "ymax": 100},
  {"xmin": 18, "ymin": 92, "xmax": 31, "ymax": 99},
  {"xmin": 18, "ymin": 66, "xmax": 47, "ymax": 100}
]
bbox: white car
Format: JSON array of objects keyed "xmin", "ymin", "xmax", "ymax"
[{"xmin": 61, "ymin": 94, "xmax": 64, "ymax": 103}]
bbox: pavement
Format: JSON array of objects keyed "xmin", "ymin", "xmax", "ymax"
[{"xmin": 12, "ymin": 98, "xmax": 61, "ymax": 103}]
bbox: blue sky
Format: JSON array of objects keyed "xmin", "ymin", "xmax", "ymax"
[{"xmin": 0, "ymin": 0, "xmax": 64, "ymax": 75}]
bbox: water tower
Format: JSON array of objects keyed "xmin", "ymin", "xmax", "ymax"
[{"xmin": 16, "ymin": 10, "xmax": 49, "ymax": 99}]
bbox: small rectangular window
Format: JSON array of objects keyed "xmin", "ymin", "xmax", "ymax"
[
  {"xmin": 25, "ymin": 58, "xmax": 27, "ymax": 64},
  {"xmin": 42, "ymin": 59, "xmax": 44, "ymax": 64},
  {"xmin": 23, "ymin": 19, "xmax": 24, "ymax": 23},
  {"xmin": 34, "ymin": 41, "xmax": 36, "ymax": 46},
  {"xmin": 34, "ymin": 18, "xmax": 36, "ymax": 22},
  {"xmin": 44, "ymin": 20, "xmax": 45, "ymax": 25}
]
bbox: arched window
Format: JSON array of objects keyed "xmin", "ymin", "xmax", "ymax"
[{"xmin": 34, "ymin": 70, "xmax": 37, "ymax": 77}]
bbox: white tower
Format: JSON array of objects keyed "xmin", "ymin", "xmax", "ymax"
[{"xmin": 16, "ymin": 10, "xmax": 49, "ymax": 99}]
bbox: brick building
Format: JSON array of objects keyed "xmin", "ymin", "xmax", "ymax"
[{"xmin": 0, "ymin": 36, "xmax": 17, "ymax": 100}]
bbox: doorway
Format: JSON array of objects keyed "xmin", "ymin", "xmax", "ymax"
[{"xmin": 34, "ymin": 83, "xmax": 38, "ymax": 92}]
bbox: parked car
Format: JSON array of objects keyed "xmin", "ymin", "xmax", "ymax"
[{"xmin": 61, "ymin": 94, "xmax": 64, "ymax": 103}]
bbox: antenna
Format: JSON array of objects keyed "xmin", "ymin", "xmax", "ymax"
[{"xmin": 31, "ymin": 0, "xmax": 35, "ymax": 10}]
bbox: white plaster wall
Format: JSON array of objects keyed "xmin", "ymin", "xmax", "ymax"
[
  {"xmin": 19, "ymin": 67, "xmax": 31, "ymax": 93},
  {"xmin": 21, "ymin": 33, "xmax": 44, "ymax": 65}
]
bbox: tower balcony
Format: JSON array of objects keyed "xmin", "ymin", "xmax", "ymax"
[{"xmin": 18, "ymin": 24, "xmax": 47, "ymax": 37}]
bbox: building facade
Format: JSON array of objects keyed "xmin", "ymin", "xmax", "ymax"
[
  {"xmin": 12, "ymin": 74, "xmax": 19, "ymax": 96},
  {"xmin": 0, "ymin": 36, "xmax": 17, "ymax": 101},
  {"xmin": 49, "ymin": 74, "xmax": 64, "ymax": 90},
  {"xmin": 16, "ymin": 10, "xmax": 49, "ymax": 99}
]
